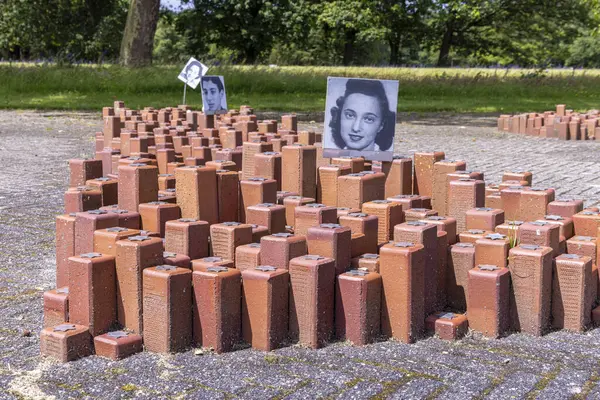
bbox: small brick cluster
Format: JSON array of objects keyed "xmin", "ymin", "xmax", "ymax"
[
  {"xmin": 41, "ymin": 101, "xmax": 600, "ymax": 362},
  {"xmin": 497, "ymin": 104, "xmax": 599, "ymax": 140}
]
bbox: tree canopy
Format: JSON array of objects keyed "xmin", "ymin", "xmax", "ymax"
[{"xmin": 1, "ymin": 0, "xmax": 599, "ymax": 67}]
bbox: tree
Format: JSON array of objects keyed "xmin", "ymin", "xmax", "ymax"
[
  {"xmin": 317, "ymin": 1, "xmax": 382, "ymax": 65},
  {"xmin": 185, "ymin": 0, "xmax": 290, "ymax": 64},
  {"xmin": 374, "ymin": 0, "xmax": 432, "ymax": 65},
  {"xmin": 120, "ymin": 0, "xmax": 161, "ymax": 66}
]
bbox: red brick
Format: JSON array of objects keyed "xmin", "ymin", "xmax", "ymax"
[
  {"xmin": 192, "ymin": 266, "xmax": 241, "ymax": 353},
  {"xmin": 40, "ymin": 324, "xmax": 92, "ymax": 362},
  {"xmin": 541, "ymin": 215, "xmax": 574, "ymax": 240},
  {"xmin": 68, "ymin": 253, "xmax": 116, "ymax": 336},
  {"xmin": 338, "ymin": 212, "xmax": 379, "ymax": 256},
  {"xmin": 241, "ymin": 266, "xmax": 289, "ymax": 351},
  {"xmin": 191, "ymin": 256, "xmax": 234, "ymax": 271},
  {"xmin": 458, "ymin": 229, "xmax": 493, "ymax": 244},
  {"xmin": 43, "ymin": 288, "xmax": 69, "ymax": 328},
  {"xmin": 475, "ymin": 233, "xmax": 510, "ymax": 268},
  {"xmin": 567, "ymin": 236, "xmax": 596, "ymax": 264},
  {"xmin": 164, "ymin": 218, "xmax": 210, "ymax": 260},
  {"xmin": 288, "ymin": 255, "xmax": 335, "ymax": 348},
  {"xmin": 500, "ymin": 186, "xmax": 524, "ymax": 221},
  {"xmin": 465, "ymin": 208, "xmax": 505, "ymax": 232},
  {"xmin": 175, "ymin": 166, "xmax": 218, "ymax": 224},
  {"xmin": 547, "ymin": 199, "xmax": 584, "ymax": 218},
  {"xmin": 115, "ymin": 235, "xmax": 164, "ymax": 333},
  {"xmin": 317, "ymin": 165, "xmax": 351, "ymax": 206},
  {"xmin": 447, "ymin": 243, "xmax": 475, "ymax": 311},
  {"xmin": 380, "ymin": 156, "xmax": 413, "ymax": 198},
  {"xmin": 294, "ymin": 203, "xmax": 337, "ymax": 237},
  {"xmin": 552, "ymin": 254, "xmax": 593, "ymax": 332},
  {"xmin": 350, "ymin": 253, "xmax": 380, "ymax": 272},
  {"xmin": 235, "ymin": 243, "xmax": 261, "ymax": 271},
  {"xmin": 413, "ymin": 152, "xmax": 445, "ymax": 196},
  {"xmin": 509, "ymin": 244, "xmax": 553, "ymax": 335},
  {"xmin": 162, "ymin": 251, "xmax": 191, "ymax": 268},
  {"xmin": 260, "ymin": 233, "xmax": 307, "ymax": 270},
  {"xmin": 93, "ymin": 227, "xmax": 140, "ymax": 257},
  {"xmin": 336, "ymin": 270, "xmax": 381, "ymax": 345},
  {"xmin": 386, "ymin": 194, "xmax": 422, "ymax": 212},
  {"xmin": 282, "ymin": 144, "xmax": 317, "ymax": 199},
  {"xmin": 448, "ymin": 179, "xmax": 485, "ymax": 233},
  {"xmin": 64, "ymin": 186, "xmax": 103, "ymax": 214},
  {"xmin": 432, "ymin": 160, "xmax": 466, "ymax": 215},
  {"xmin": 425, "ymin": 312, "xmax": 468, "ymax": 340},
  {"xmin": 69, "ymin": 159, "xmax": 103, "ymax": 187},
  {"xmin": 245, "ymin": 203, "xmax": 286, "ymax": 233},
  {"xmin": 421, "ymin": 215, "xmax": 458, "ymax": 245},
  {"xmin": 210, "ymin": 222, "xmax": 253, "ymax": 262},
  {"xmin": 337, "ymin": 172, "xmax": 385, "ymax": 210},
  {"xmin": 86, "ymin": 177, "xmax": 118, "ymax": 207},
  {"xmin": 142, "ymin": 266, "xmax": 192, "ymax": 353},
  {"xmin": 282, "ymin": 196, "xmax": 315, "ymax": 227},
  {"xmin": 394, "ymin": 221, "xmax": 439, "ymax": 313},
  {"xmin": 94, "ymin": 331, "xmax": 143, "ymax": 360},
  {"xmin": 56, "ymin": 214, "xmax": 76, "ymax": 288},
  {"xmin": 74, "ymin": 210, "xmax": 119, "ymax": 255},
  {"xmin": 502, "ymin": 170, "xmax": 533, "ymax": 185},
  {"xmin": 404, "ymin": 208, "xmax": 438, "ymax": 222},
  {"xmin": 379, "ymin": 242, "xmax": 425, "ymax": 343},
  {"xmin": 239, "ymin": 177, "xmax": 277, "ymax": 223},
  {"xmin": 519, "ymin": 221, "xmax": 560, "ymax": 257},
  {"xmin": 362, "ymin": 200, "xmax": 404, "ymax": 245},
  {"xmin": 118, "ymin": 163, "xmax": 159, "ymax": 213},
  {"xmin": 307, "ymin": 223, "xmax": 352, "ymax": 275},
  {"xmin": 467, "ymin": 265, "xmax": 510, "ymax": 338},
  {"xmin": 573, "ymin": 210, "xmax": 600, "ymax": 236}
]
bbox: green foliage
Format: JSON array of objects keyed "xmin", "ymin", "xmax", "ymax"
[
  {"xmin": 2, "ymin": 64, "xmax": 600, "ymax": 113},
  {"xmin": 153, "ymin": 16, "xmax": 189, "ymax": 64},
  {"xmin": 0, "ymin": 0, "xmax": 128, "ymax": 62},
  {"xmin": 567, "ymin": 32, "xmax": 600, "ymax": 67},
  {"xmin": 1, "ymin": 0, "xmax": 600, "ymax": 68}
]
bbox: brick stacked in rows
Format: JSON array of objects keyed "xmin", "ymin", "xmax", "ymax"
[
  {"xmin": 42, "ymin": 101, "xmax": 600, "ymax": 363},
  {"xmin": 497, "ymin": 104, "xmax": 599, "ymax": 140}
]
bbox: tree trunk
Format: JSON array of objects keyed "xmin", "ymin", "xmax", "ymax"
[
  {"xmin": 120, "ymin": 0, "xmax": 161, "ymax": 67},
  {"xmin": 437, "ymin": 25, "xmax": 453, "ymax": 67},
  {"xmin": 343, "ymin": 30, "xmax": 356, "ymax": 66},
  {"xmin": 388, "ymin": 38, "xmax": 401, "ymax": 66}
]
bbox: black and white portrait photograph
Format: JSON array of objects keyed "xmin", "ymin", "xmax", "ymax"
[
  {"xmin": 177, "ymin": 57, "xmax": 208, "ymax": 89},
  {"xmin": 201, "ymin": 75, "xmax": 228, "ymax": 115},
  {"xmin": 323, "ymin": 77, "xmax": 398, "ymax": 161}
]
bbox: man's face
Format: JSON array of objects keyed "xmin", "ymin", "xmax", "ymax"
[
  {"xmin": 202, "ymin": 80, "xmax": 222, "ymax": 111},
  {"xmin": 339, "ymin": 93, "xmax": 383, "ymax": 151},
  {"xmin": 186, "ymin": 64, "xmax": 200, "ymax": 81}
]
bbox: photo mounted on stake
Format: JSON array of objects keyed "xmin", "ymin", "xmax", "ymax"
[
  {"xmin": 323, "ymin": 77, "xmax": 398, "ymax": 161},
  {"xmin": 201, "ymin": 75, "xmax": 228, "ymax": 115},
  {"xmin": 177, "ymin": 57, "xmax": 209, "ymax": 89}
]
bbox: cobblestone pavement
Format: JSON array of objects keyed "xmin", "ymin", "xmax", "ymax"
[{"xmin": 1, "ymin": 110, "xmax": 600, "ymax": 400}]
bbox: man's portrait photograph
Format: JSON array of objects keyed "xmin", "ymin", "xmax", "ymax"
[
  {"xmin": 323, "ymin": 77, "xmax": 399, "ymax": 161},
  {"xmin": 201, "ymin": 75, "xmax": 228, "ymax": 115}
]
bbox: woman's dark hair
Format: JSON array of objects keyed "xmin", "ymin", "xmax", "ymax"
[
  {"xmin": 201, "ymin": 76, "xmax": 224, "ymax": 92},
  {"xmin": 328, "ymin": 79, "xmax": 395, "ymax": 151},
  {"xmin": 186, "ymin": 61, "xmax": 201, "ymax": 75}
]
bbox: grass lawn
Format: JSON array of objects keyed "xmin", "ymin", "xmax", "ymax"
[{"xmin": 1, "ymin": 63, "xmax": 600, "ymax": 113}]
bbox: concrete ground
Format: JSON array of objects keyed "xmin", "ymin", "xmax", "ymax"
[{"xmin": 1, "ymin": 110, "xmax": 600, "ymax": 399}]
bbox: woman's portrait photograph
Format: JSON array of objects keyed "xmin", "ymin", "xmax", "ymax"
[
  {"xmin": 201, "ymin": 75, "xmax": 228, "ymax": 115},
  {"xmin": 177, "ymin": 57, "xmax": 208, "ymax": 89},
  {"xmin": 323, "ymin": 77, "xmax": 398, "ymax": 161}
]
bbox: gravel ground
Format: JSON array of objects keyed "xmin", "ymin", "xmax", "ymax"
[{"xmin": 1, "ymin": 110, "xmax": 600, "ymax": 399}]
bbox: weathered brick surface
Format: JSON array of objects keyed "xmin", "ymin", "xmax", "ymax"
[{"xmin": 7, "ymin": 112, "xmax": 600, "ymax": 399}]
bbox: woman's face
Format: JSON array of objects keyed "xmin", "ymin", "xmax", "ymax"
[
  {"xmin": 339, "ymin": 93, "xmax": 383, "ymax": 151},
  {"xmin": 202, "ymin": 80, "xmax": 223, "ymax": 111},
  {"xmin": 186, "ymin": 64, "xmax": 200, "ymax": 81}
]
